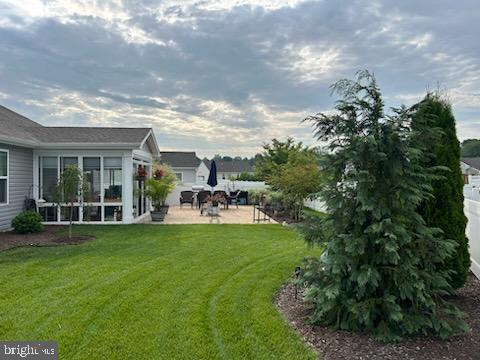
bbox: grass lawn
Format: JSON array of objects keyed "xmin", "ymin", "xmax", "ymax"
[{"xmin": 0, "ymin": 224, "xmax": 318, "ymax": 359}]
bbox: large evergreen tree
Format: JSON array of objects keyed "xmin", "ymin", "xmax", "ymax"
[
  {"xmin": 412, "ymin": 95, "xmax": 470, "ymax": 288},
  {"xmin": 301, "ymin": 71, "xmax": 467, "ymax": 341}
]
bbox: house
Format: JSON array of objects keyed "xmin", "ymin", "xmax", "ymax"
[
  {"xmin": 159, "ymin": 151, "xmax": 203, "ymax": 184},
  {"xmin": 203, "ymin": 159, "xmax": 254, "ymax": 180},
  {"xmin": 0, "ymin": 105, "xmax": 160, "ymax": 230},
  {"xmin": 461, "ymin": 157, "xmax": 480, "ymax": 184}
]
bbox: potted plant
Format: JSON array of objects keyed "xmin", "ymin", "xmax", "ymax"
[
  {"xmin": 137, "ymin": 165, "xmax": 147, "ymax": 181},
  {"xmin": 205, "ymin": 193, "xmax": 224, "ymax": 216},
  {"xmin": 144, "ymin": 164, "xmax": 176, "ymax": 222}
]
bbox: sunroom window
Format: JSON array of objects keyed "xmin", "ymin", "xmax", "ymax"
[
  {"xmin": 104, "ymin": 157, "xmax": 122, "ymax": 202},
  {"xmin": 0, "ymin": 150, "xmax": 8, "ymax": 204},
  {"xmin": 39, "ymin": 157, "xmax": 58, "ymax": 202}
]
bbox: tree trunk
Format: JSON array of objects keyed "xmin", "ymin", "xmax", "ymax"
[{"xmin": 69, "ymin": 202, "xmax": 73, "ymax": 239}]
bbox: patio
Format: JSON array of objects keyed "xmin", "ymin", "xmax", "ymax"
[{"xmin": 142, "ymin": 205, "xmax": 276, "ymax": 224}]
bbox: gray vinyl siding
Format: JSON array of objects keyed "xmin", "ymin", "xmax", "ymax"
[
  {"xmin": 0, "ymin": 143, "xmax": 33, "ymax": 231},
  {"xmin": 172, "ymin": 168, "xmax": 196, "ymax": 184}
]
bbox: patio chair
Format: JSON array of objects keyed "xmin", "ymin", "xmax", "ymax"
[
  {"xmin": 213, "ymin": 190, "xmax": 228, "ymax": 209},
  {"xmin": 197, "ymin": 190, "xmax": 211, "ymax": 209},
  {"xmin": 237, "ymin": 191, "xmax": 249, "ymax": 205},
  {"xmin": 227, "ymin": 190, "xmax": 240, "ymax": 208},
  {"xmin": 180, "ymin": 191, "xmax": 195, "ymax": 208}
]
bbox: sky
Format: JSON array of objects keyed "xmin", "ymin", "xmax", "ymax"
[{"xmin": 0, "ymin": 0, "xmax": 479, "ymax": 157}]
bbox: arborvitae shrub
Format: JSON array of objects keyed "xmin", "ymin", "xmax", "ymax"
[
  {"xmin": 412, "ymin": 95, "xmax": 470, "ymax": 289},
  {"xmin": 300, "ymin": 71, "xmax": 468, "ymax": 342}
]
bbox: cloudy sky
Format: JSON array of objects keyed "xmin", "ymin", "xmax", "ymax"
[{"xmin": 0, "ymin": 0, "xmax": 478, "ymax": 157}]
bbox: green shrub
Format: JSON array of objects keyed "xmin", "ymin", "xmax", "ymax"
[
  {"xmin": 301, "ymin": 71, "xmax": 467, "ymax": 341},
  {"xmin": 11, "ymin": 211, "xmax": 44, "ymax": 234},
  {"xmin": 412, "ymin": 95, "xmax": 470, "ymax": 288}
]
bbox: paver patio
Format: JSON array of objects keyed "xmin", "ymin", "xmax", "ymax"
[{"xmin": 144, "ymin": 205, "xmax": 276, "ymax": 224}]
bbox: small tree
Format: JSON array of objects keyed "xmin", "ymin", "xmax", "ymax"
[
  {"xmin": 301, "ymin": 71, "xmax": 467, "ymax": 341},
  {"xmin": 269, "ymin": 161, "xmax": 322, "ymax": 221},
  {"xmin": 53, "ymin": 165, "xmax": 88, "ymax": 239},
  {"xmin": 255, "ymin": 138, "xmax": 315, "ymax": 180},
  {"xmin": 412, "ymin": 95, "xmax": 470, "ymax": 288},
  {"xmin": 461, "ymin": 139, "xmax": 480, "ymax": 157}
]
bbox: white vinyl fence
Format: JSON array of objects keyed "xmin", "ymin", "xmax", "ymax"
[
  {"xmin": 166, "ymin": 180, "xmax": 267, "ymax": 205},
  {"xmin": 304, "ymin": 198, "xmax": 327, "ymax": 212},
  {"xmin": 465, "ymin": 198, "xmax": 480, "ymax": 279}
]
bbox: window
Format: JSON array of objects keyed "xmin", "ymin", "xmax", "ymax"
[
  {"xmin": 39, "ymin": 206, "xmax": 58, "ymax": 222},
  {"xmin": 104, "ymin": 157, "xmax": 122, "ymax": 202},
  {"xmin": 83, "ymin": 206, "xmax": 102, "ymax": 222},
  {"xmin": 39, "ymin": 157, "xmax": 58, "ymax": 202},
  {"xmin": 175, "ymin": 172, "xmax": 183, "ymax": 182},
  {"xmin": 105, "ymin": 206, "xmax": 122, "ymax": 221},
  {"xmin": 0, "ymin": 150, "xmax": 8, "ymax": 204},
  {"xmin": 61, "ymin": 206, "xmax": 79, "ymax": 222},
  {"xmin": 61, "ymin": 157, "xmax": 78, "ymax": 170},
  {"xmin": 198, "ymin": 175, "xmax": 205, "ymax": 181},
  {"xmin": 83, "ymin": 157, "xmax": 101, "ymax": 202}
]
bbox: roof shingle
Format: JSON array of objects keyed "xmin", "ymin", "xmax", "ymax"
[
  {"xmin": 0, "ymin": 105, "xmax": 152, "ymax": 147},
  {"xmin": 160, "ymin": 152, "xmax": 200, "ymax": 168}
]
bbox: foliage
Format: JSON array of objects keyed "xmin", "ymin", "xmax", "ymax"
[
  {"xmin": 144, "ymin": 163, "xmax": 176, "ymax": 211},
  {"xmin": 461, "ymin": 139, "xmax": 480, "ymax": 157},
  {"xmin": 254, "ymin": 137, "xmax": 316, "ymax": 180},
  {"xmin": 412, "ymin": 94, "xmax": 470, "ymax": 288},
  {"xmin": 11, "ymin": 211, "xmax": 44, "ymax": 234},
  {"xmin": 269, "ymin": 162, "xmax": 323, "ymax": 221},
  {"xmin": 0, "ymin": 225, "xmax": 318, "ymax": 359},
  {"xmin": 52, "ymin": 165, "xmax": 88, "ymax": 239},
  {"xmin": 254, "ymin": 138, "xmax": 323, "ymax": 220},
  {"xmin": 300, "ymin": 71, "xmax": 467, "ymax": 341},
  {"xmin": 248, "ymin": 188, "xmax": 270, "ymax": 205}
]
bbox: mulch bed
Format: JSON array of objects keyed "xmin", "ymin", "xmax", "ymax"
[
  {"xmin": 0, "ymin": 226, "xmax": 94, "ymax": 252},
  {"xmin": 276, "ymin": 274, "xmax": 480, "ymax": 360}
]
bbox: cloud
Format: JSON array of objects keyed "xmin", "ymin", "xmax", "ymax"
[{"xmin": 0, "ymin": 0, "xmax": 479, "ymax": 156}]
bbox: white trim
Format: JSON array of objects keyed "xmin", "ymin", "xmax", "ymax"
[
  {"xmin": 139, "ymin": 129, "xmax": 161, "ymax": 157},
  {"xmin": 0, "ymin": 149, "xmax": 9, "ymax": 206},
  {"xmin": 0, "ymin": 135, "xmax": 37, "ymax": 147},
  {"xmin": 35, "ymin": 143, "xmax": 141, "ymax": 149}
]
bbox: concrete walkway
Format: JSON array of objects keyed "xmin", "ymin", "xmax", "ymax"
[{"xmin": 145, "ymin": 205, "xmax": 276, "ymax": 224}]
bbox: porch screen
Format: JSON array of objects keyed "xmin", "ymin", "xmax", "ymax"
[{"xmin": 104, "ymin": 157, "xmax": 122, "ymax": 202}]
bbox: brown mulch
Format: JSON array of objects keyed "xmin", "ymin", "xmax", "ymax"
[
  {"xmin": 0, "ymin": 226, "xmax": 94, "ymax": 252},
  {"xmin": 276, "ymin": 274, "xmax": 480, "ymax": 360}
]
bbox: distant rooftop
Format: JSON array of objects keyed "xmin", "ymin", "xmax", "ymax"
[
  {"xmin": 160, "ymin": 151, "xmax": 201, "ymax": 168},
  {"xmin": 462, "ymin": 157, "xmax": 480, "ymax": 172}
]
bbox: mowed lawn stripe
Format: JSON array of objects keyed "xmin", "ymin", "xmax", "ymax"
[{"xmin": 0, "ymin": 224, "xmax": 318, "ymax": 360}]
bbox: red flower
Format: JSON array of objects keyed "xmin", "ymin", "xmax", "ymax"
[
  {"xmin": 154, "ymin": 169, "xmax": 164, "ymax": 179},
  {"xmin": 137, "ymin": 165, "xmax": 147, "ymax": 178}
]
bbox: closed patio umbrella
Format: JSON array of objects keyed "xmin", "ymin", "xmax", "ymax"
[{"xmin": 207, "ymin": 160, "xmax": 218, "ymax": 191}]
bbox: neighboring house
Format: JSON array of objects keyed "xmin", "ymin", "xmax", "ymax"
[
  {"xmin": 0, "ymin": 105, "xmax": 160, "ymax": 231},
  {"xmin": 196, "ymin": 161, "xmax": 210, "ymax": 182},
  {"xmin": 203, "ymin": 159, "xmax": 254, "ymax": 180},
  {"xmin": 160, "ymin": 151, "xmax": 201, "ymax": 184},
  {"xmin": 462, "ymin": 157, "xmax": 480, "ymax": 184}
]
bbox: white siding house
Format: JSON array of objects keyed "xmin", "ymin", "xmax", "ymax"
[
  {"xmin": 0, "ymin": 105, "xmax": 160, "ymax": 230},
  {"xmin": 159, "ymin": 151, "xmax": 201, "ymax": 185}
]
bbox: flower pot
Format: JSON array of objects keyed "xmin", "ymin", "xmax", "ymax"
[
  {"xmin": 207, "ymin": 204, "xmax": 220, "ymax": 216},
  {"xmin": 151, "ymin": 205, "xmax": 169, "ymax": 222}
]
